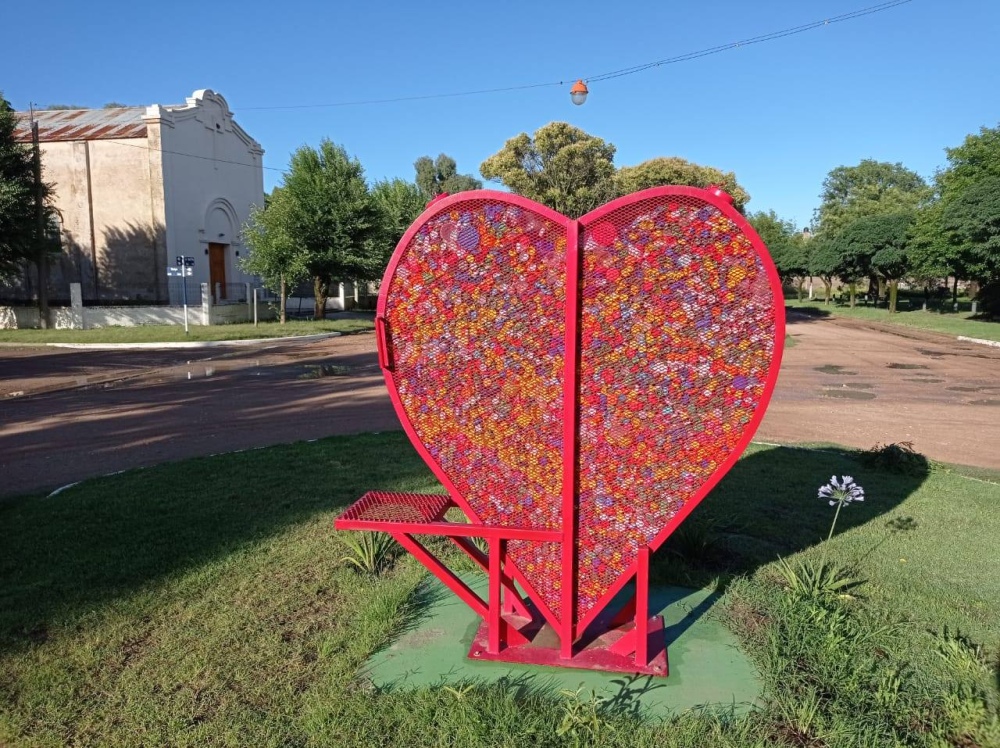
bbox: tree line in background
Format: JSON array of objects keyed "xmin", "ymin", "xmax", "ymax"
[
  {"xmin": 751, "ymin": 126, "xmax": 1000, "ymax": 317},
  {"xmin": 243, "ymin": 121, "xmax": 750, "ymax": 320},
  {"xmin": 3, "ymin": 95, "xmax": 998, "ymax": 322}
]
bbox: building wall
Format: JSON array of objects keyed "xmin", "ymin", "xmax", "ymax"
[
  {"xmin": 88, "ymin": 138, "xmax": 167, "ymax": 301},
  {"xmin": 149, "ymin": 90, "xmax": 265, "ymax": 305},
  {"xmin": 36, "ymin": 137, "xmax": 167, "ymax": 303}
]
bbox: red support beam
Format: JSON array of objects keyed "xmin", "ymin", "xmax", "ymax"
[{"xmin": 560, "ymin": 219, "xmax": 582, "ymax": 659}]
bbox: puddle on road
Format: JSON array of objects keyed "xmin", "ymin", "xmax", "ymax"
[
  {"xmin": 887, "ymin": 363, "xmax": 929, "ymax": 370},
  {"xmin": 916, "ymin": 348, "xmax": 946, "ymax": 359},
  {"xmin": 967, "ymin": 399, "xmax": 1000, "ymax": 407},
  {"xmin": 903, "ymin": 377, "xmax": 945, "ymax": 384},
  {"xmin": 948, "ymin": 386, "xmax": 986, "ymax": 393},
  {"xmin": 814, "ymin": 365, "xmax": 858, "ymax": 375},
  {"xmin": 822, "ymin": 388, "xmax": 877, "ymax": 400},
  {"xmin": 299, "ymin": 364, "xmax": 353, "ymax": 380},
  {"xmin": 841, "ymin": 382, "xmax": 875, "ymax": 390}
]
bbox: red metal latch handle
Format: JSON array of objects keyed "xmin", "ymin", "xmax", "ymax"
[{"xmin": 375, "ymin": 316, "xmax": 393, "ymax": 371}]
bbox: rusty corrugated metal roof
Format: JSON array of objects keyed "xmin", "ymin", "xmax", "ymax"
[{"xmin": 13, "ymin": 107, "xmax": 147, "ymax": 142}]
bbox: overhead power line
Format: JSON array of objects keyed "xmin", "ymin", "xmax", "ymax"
[
  {"xmin": 241, "ymin": 0, "xmax": 913, "ymax": 112},
  {"xmin": 75, "ymin": 0, "xmax": 914, "ymax": 175}
]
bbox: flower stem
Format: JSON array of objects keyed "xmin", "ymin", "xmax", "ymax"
[{"xmin": 827, "ymin": 499, "xmax": 844, "ymax": 543}]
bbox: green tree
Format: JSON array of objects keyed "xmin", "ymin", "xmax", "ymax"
[
  {"xmin": 240, "ymin": 188, "xmax": 307, "ymax": 324},
  {"xmin": 940, "ymin": 175, "xmax": 1000, "ymax": 314},
  {"xmin": 866, "ymin": 213, "xmax": 917, "ymax": 313},
  {"xmin": 815, "ymin": 159, "xmax": 929, "ymax": 237},
  {"xmin": 0, "ymin": 94, "xmax": 57, "ymax": 325},
  {"xmin": 480, "ymin": 122, "xmax": 616, "ymax": 217},
  {"xmin": 615, "ymin": 156, "xmax": 751, "ymax": 212},
  {"xmin": 748, "ymin": 211, "xmax": 805, "ymax": 296},
  {"xmin": 938, "ymin": 124, "xmax": 1000, "ymax": 198},
  {"xmin": 907, "ymin": 202, "xmax": 953, "ymax": 289},
  {"xmin": 930, "ymin": 123, "xmax": 1000, "ymax": 304},
  {"xmin": 0, "ymin": 96, "xmax": 35, "ymax": 281},
  {"xmin": 831, "ymin": 212, "xmax": 914, "ymax": 310},
  {"xmin": 281, "ymin": 140, "xmax": 383, "ymax": 319},
  {"xmin": 808, "ymin": 237, "xmax": 839, "ymax": 304},
  {"xmin": 371, "ymin": 177, "xmax": 425, "ymax": 265},
  {"xmin": 413, "ymin": 154, "xmax": 481, "ymax": 199}
]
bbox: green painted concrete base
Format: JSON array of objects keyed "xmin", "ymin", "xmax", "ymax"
[{"xmin": 363, "ymin": 575, "xmax": 762, "ymax": 720}]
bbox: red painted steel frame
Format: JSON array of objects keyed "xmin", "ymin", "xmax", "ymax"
[
  {"xmin": 560, "ymin": 219, "xmax": 582, "ymax": 659},
  {"xmin": 340, "ymin": 186, "xmax": 784, "ymax": 675}
]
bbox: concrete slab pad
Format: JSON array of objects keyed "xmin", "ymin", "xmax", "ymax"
[{"xmin": 364, "ymin": 575, "xmax": 762, "ymax": 720}]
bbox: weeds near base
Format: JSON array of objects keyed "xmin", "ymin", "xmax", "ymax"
[
  {"xmin": 774, "ymin": 557, "xmax": 864, "ymax": 601},
  {"xmin": 858, "ymin": 441, "xmax": 930, "ymax": 476},
  {"xmin": 340, "ymin": 531, "xmax": 397, "ymax": 575}
]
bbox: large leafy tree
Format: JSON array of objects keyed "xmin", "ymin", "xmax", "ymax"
[
  {"xmin": 0, "ymin": 96, "xmax": 38, "ymax": 281},
  {"xmin": 240, "ymin": 188, "xmax": 307, "ymax": 323},
  {"xmin": 413, "ymin": 154, "xmax": 481, "ymax": 199},
  {"xmin": 371, "ymin": 177, "xmax": 425, "ymax": 265},
  {"xmin": 616, "ymin": 157, "xmax": 751, "ymax": 212},
  {"xmin": 815, "ymin": 159, "xmax": 929, "ymax": 237},
  {"xmin": 831, "ymin": 212, "xmax": 914, "ymax": 310},
  {"xmin": 280, "ymin": 140, "xmax": 383, "ymax": 319},
  {"xmin": 907, "ymin": 202, "xmax": 953, "ymax": 289},
  {"xmin": 940, "ymin": 175, "xmax": 1000, "ymax": 315},
  {"xmin": 929, "ymin": 124, "xmax": 1000, "ymax": 306},
  {"xmin": 808, "ymin": 237, "xmax": 840, "ymax": 304},
  {"xmin": 0, "ymin": 94, "xmax": 57, "ymax": 325},
  {"xmin": 748, "ymin": 211, "xmax": 809, "ymax": 299},
  {"xmin": 480, "ymin": 122, "xmax": 616, "ymax": 217}
]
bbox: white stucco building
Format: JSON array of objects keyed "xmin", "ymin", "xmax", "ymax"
[{"xmin": 12, "ymin": 89, "xmax": 264, "ymax": 304}]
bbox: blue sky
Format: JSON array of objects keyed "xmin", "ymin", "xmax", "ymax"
[{"xmin": 3, "ymin": 0, "xmax": 998, "ymax": 229}]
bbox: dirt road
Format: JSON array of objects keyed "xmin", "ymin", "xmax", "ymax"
[{"xmin": 2, "ymin": 316, "xmax": 998, "ymax": 498}]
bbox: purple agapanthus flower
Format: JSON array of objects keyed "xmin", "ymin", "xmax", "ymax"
[{"xmin": 818, "ymin": 475, "xmax": 865, "ymax": 507}]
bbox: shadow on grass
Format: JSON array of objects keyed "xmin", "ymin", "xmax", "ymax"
[
  {"xmin": 785, "ymin": 304, "xmax": 832, "ymax": 321},
  {"xmin": 0, "ymin": 434, "xmax": 931, "ymax": 661},
  {"xmin": 0, "ymin": 432, "xmax": 437, "ymax": 652},
  {"xmin": 654, "ymin": 443, "xmax": 930, "ymax": 585}
]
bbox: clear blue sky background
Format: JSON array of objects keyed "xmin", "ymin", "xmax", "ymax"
[{"xmin": 3, "ymin": 0, "xmax": 998, "ymax": 229}]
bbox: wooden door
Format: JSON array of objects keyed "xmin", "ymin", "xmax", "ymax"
[{"xmin": 209, "ymin": 243, "xmax": 227, "ymax": 300}]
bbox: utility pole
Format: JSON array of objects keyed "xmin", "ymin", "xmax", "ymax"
[{"xmin": 29, "ymin": 104, "xmax": 50, "ymax": 329}]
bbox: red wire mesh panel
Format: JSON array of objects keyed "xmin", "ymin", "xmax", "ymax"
[
  {"xmin": 382, "ymin": 196, "xmax": 569, "ymax": 619},
  {"xmin": 338, "ymin": 491, "xmax": 454, "ymax": 525},
  {"xmin": 574, "ymin": 193, "xmax": 778, "ymax": 622}
]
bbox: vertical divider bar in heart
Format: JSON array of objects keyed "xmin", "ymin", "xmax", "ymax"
[{"xmin": 377, "ymin": 186, "xmax": 784, "ymax": 640}]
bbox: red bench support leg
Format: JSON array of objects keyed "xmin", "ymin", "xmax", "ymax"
[
  {"xmin": 487, "ymin": 538, "xmax": 506, "ymax": 654},
  {"xmin": 635, "ymin": 545, "xmax": 650, "ymax": 668}
]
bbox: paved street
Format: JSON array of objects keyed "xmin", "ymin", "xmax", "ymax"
[{"xmin": 2, "ymin": 316, "xmax": 999, "ymax": 498}]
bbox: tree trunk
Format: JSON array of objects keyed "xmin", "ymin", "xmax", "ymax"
[
  {"xmin": 888, "ymin": 279, "xmax": 898, "ymax": 314},
  {"xmin": 313, "ymin": 276, "xmax": 329, "ymax": 320},
  {"xmin": 279, "ymin": 275, "xmax": 287, "ymax": 324},
  {"xmin": 849, "ymin": 282, "xmax": 857, "ymax": 308},
  {"xmin": 796, "ymin": 277, "xmax": 805, "ymax": 302},
  {"xmin": 823, "ymin": 278, "xmax": 832, "ymax": 304},
  {"xmin": 952, "ymin": 276, "xmax": 959, "ymax": 304}
]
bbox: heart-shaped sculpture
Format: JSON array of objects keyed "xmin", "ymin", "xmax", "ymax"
[{"xmin": 377, "ymin": 186, "xmax": 783, "ymax": 633}]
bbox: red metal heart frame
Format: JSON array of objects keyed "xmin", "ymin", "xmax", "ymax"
[{"xmin": 376, "ymin": 186, "xmax": 784, "ymax": 635}]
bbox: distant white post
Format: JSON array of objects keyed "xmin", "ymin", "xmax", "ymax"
[
  {"xmin": 253, "ymin": 288, "xmax": 259, "ymax": 326},
  {"xmin": 168, "ymin": 256, "xmax": 195, "ymax": 334}
]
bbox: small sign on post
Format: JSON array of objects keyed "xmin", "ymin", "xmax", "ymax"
[{"xmin": 167, "ymin": 256, "xmax": 196, "ymax": 334}]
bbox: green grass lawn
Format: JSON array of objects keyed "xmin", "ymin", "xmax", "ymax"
[
  {"xmin": 0, "ymin": 316, "xmax": 375, "ymax": 344},
  {"xmin": 1, "ymin": 434, "xmax": 997, "ymax": 746},
  {"xmin": 785, "ymin": 297, "xmax": 1000, "ymax": 342}
]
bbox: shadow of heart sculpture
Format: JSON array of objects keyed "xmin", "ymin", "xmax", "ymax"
[{"xmin": 338, "ymin": 185, "xmax": 784, "ymax": 675}]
